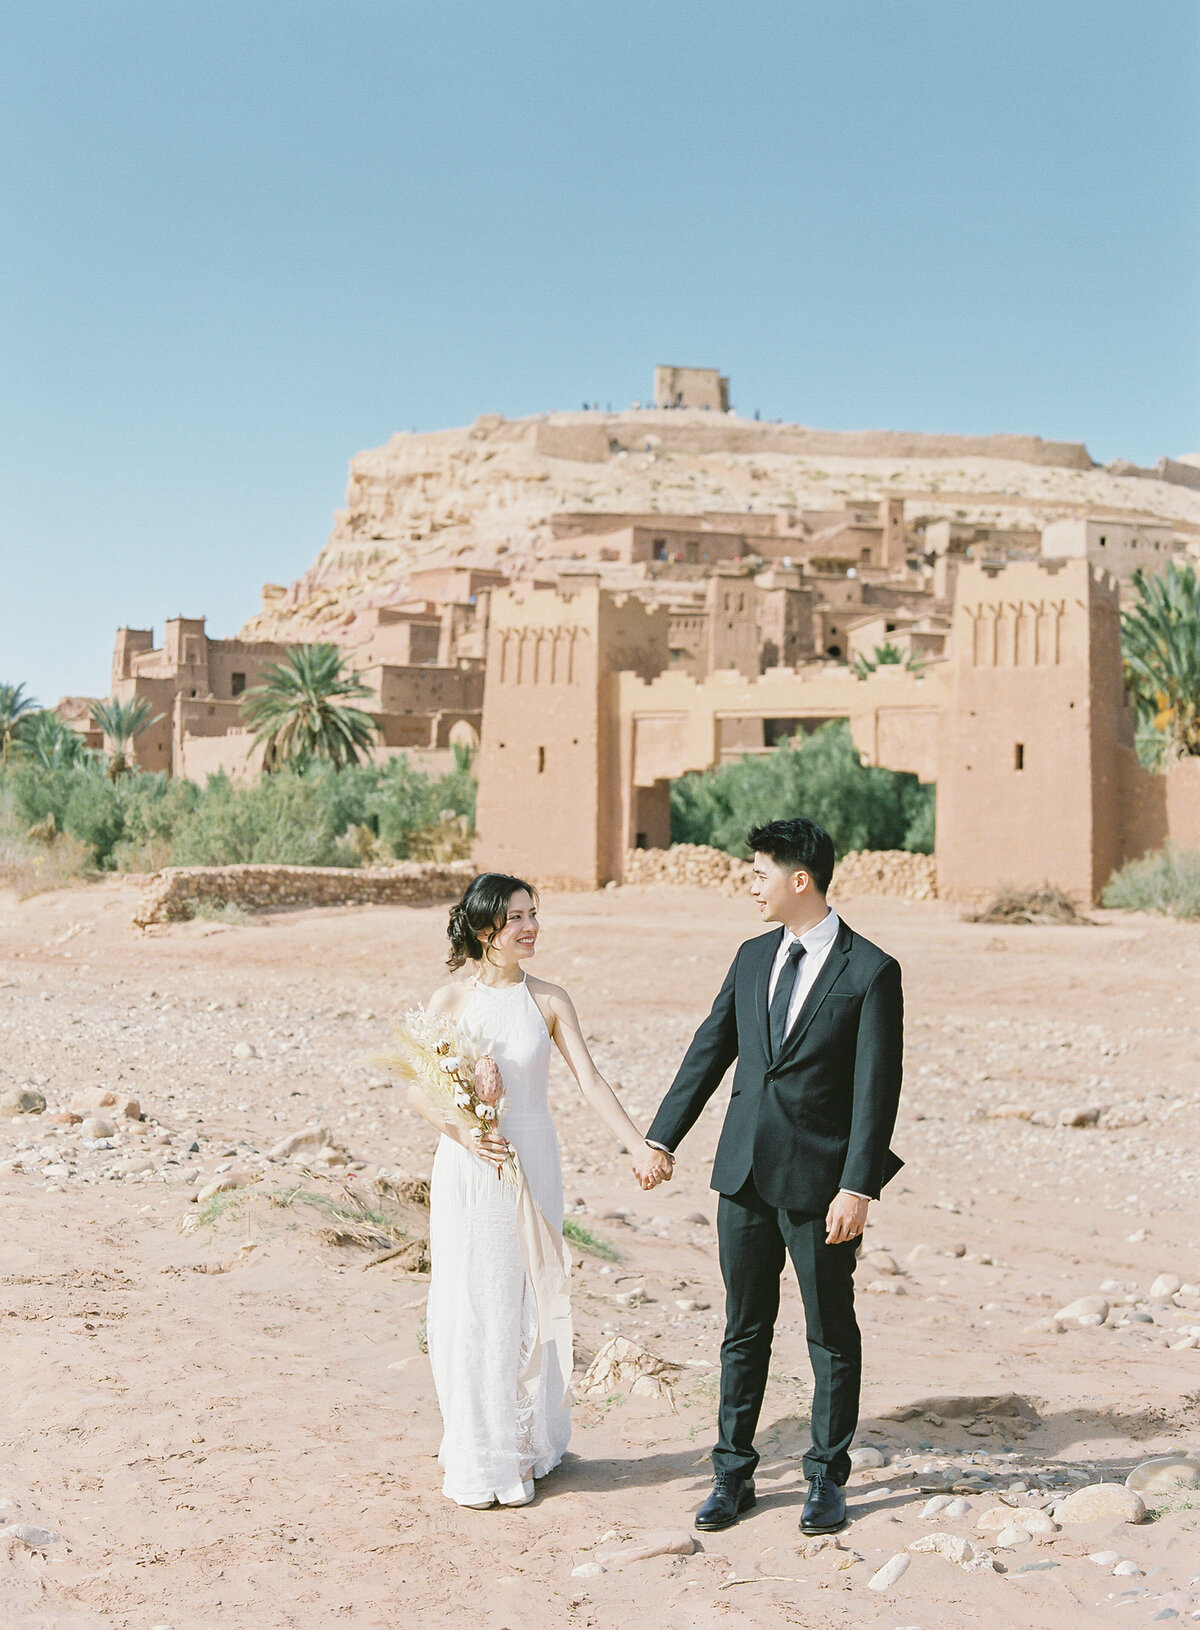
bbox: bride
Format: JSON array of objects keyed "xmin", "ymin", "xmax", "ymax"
[{"xmin": 411, "ymin": 871, "xmax": 673, "ymax": 1508}]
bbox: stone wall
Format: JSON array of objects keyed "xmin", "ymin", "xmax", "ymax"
[
  {"xmin": 132, "ymin": 861, "xmax": 474, "ymax": 927},
  {"xmin": 622, "ymin": 844, "xmax": 937, "ymax": 901}
]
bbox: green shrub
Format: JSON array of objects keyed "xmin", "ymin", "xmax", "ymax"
[
  {"xmin": 1102, "ymin": 844, "xmax": 1200, "ymax": 919},
  {"xmin": 1, "ymin": 752, "xmax": 476, "ymax": 872},
  {"xmin": 669, "ymin": 720, "xmax": 935, "ymax": 857}
]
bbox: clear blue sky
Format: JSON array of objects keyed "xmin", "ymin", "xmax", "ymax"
[{"xmin": 2, "ymin": 0, "xmax": 1197, "ymax": 704}]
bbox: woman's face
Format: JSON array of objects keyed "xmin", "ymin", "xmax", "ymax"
[{"xmin": 483, "ymin": 889, "xmax": 539, "ymax": 962}]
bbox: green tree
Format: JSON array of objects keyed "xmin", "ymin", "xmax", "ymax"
[
  {"xmin": 0, "ymin": 683, "xmax": 39, "ymax": 766},
  {"xmin": 853, "ymin": 642, "xmax": 925, "ymax": 680},
  {"xmin": 15, "ymin": 711, "xmax": 87, "ymax": 771},
  {"xmin": 242, "ymin": 644, "xmax": 377, "ymax": 772},
  {"xmin": 91, "ymin": 696, "xmax": 161, "ymax": 779},
  {"xmin": 1121, "ymin": 560, "xmax": 1200, "ymax": 762},
  {"xmin": 670, "ymin": 719, "xmax": 934, "ymax": 857}
]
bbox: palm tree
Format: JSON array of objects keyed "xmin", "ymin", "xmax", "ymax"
[
  {"xmin": 16, "ymin": 710, "xmax": 88, "ymax": 771},
  {"xmin": 91, "ymin": 696, "xmax": 161, "ymax": 779},
  {"xmin": 853, "ymin": 642, "xmax": 924, "ymax": 680},
  {"xmin": 1122, "ymin": 561, "xmax": 1200, "ymax": 761},
  {"xmin": 242, "ymin": 644, "xmax": 377, "ymax": 771},
  {"xmin": 0, "ymin": 683, "xmax": 39, "ymax": 766}
]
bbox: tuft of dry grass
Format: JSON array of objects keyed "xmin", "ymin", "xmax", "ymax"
[
  {"xmin": 969, "ymin": 885, "xmax": 1092, "ymax": 926},
  {"xmin": 0, "ymin": 829, "xmax": 94, "ymax": 899}
]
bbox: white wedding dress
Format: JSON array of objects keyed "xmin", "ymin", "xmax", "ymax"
[{"xmin": 426, "ymin": 975, "xmax": 572, "ymax": 1505}]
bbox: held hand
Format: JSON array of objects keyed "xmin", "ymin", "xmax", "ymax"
[
  {"xmin": 467, "ymin": 1126, "xmax": 511, "ymax": 1171},
  {"xmin": 631, "ymin": 1145, "xmax": 674, "ymax": 1191},
  {"xmin": 825, "ymin": 1190, "xmax": 869, "ymax": 1245}
]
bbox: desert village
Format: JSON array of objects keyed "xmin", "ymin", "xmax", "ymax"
[
  {"xmin": 70, "ymin": 367, "xmax": 1200, "ymax": 902},
  {"xmin": 6, "ymin": 375, "xmax": 1200, "ymax": 1628}
]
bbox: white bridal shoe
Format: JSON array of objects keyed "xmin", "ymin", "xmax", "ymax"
[{"xmin": 498, "ymin": 1479, "xmax": 535, "ymax": 1507}]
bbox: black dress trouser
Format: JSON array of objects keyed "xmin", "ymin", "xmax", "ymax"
[{"xmin": 713, "ymin": 1172, "xmax": 861, "ymax": 1487}]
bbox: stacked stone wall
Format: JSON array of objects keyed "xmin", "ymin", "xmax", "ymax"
[
  {"xmin": 133, "ymin": 861, "xmax": 473, "ymax": 927},
  {"xmin": 622, "ymin": 844, "xmax": 937, "ymax": 901}
]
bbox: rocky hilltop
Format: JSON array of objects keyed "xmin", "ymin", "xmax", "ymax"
[{"xmin": 241, "ymin": 409, "xmax": 1200, "ymax": 643}]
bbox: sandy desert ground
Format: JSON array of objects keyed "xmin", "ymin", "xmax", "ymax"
[{"xmin": 2, "ymin": 876, "xmax": 1200, "ymax": 1629}]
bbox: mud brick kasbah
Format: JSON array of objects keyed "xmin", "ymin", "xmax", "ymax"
[{"xmin": 74, "ymin": 371, "xmax": 1200, "ymax": 904}]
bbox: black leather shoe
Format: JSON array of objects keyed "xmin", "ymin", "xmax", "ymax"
[
  {"xmin": 695, "ymin": 1473, "xmax": 756, "ymax": 1531},
  {"xmin": 800, "ymin": 1470, "xmax": 846, "ymax": 1534}
]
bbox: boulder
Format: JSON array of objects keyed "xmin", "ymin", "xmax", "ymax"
[
  {"xmin": 1125, "ymin": 1455, "xmax": 1200, "ymax": 1495},
  {"xmin": 909, "ymin": 1532, "xmax": 998, "ymax": 1571},
  {"xmin": 1054, "ymin": 1483, "xmax": 1145, "ymax": 1525}
]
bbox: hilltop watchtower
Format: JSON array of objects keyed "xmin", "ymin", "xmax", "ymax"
[{"xmin": 653, "ymin": 366, "xmax": 730, "ymax": 412}]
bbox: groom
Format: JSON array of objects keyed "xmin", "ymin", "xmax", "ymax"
[{"xmin": 646, "ymin": 817, "xmax": 904, "ymax": 1536}]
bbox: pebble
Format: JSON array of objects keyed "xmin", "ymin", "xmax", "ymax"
[
  {"xmin": 920, "ymin": 1495, "xmax": 953, "ymax": 1518},
  {"xmin": 0, "ymin": 1523, "xmax": 59, "ymax": 1548},
  {"xmin": 865, "ymin": 1279, "xmax": 906, "ymax": 1295},
  {"xmin": 674, "ymin": 1298, "xmax": 709, "ymax": 1312},
  {"xmin": 571, "ymin": 1562, "xmax": 605, "ymax": 1577},
  {"xmin": 867, "ymin": 1553, "xmax": 910, "ymax": 1591},
  {"xmin": 1150, "ymin": 1273, "xmax": 1183, "ymax": 1300},
  {"xmin": 1054, "ymin": 1295, "xmax": 1110, "ymax": 1324},
  {"xmin": 80, "ymin": 1117, "xmax": 117, "ymax": 1140},
  {"xmin": 849, "ymin": 1445, "xmax": 886, "ymax": 1471},
  {"xmin": 685, "ymin": 1212, "xmax": 710, "ymax": 1226},
  {"xmin": 1125, "ymin": 1456, "xmax": 1200, "ymax": 1494},
  {"xmin": 0, "ymin": 1086, "xmax": 47, "ymax": 1117},
  {"xmin": 232, "ymin": 1041, "xmax": 258, "ymax": 1060},
  {"xmin": 942, "ymin": 1497, "xmax": 972, "ymax": 1517},
  {"xmin": 909, "ymin": 1532, "xmax": 997, "ymax": 1571},
  {"xmin": 595, "ymin": 1530, "xmax": 696, "ymax": 1565},
  {"xmin": 994, "ymin": 1524, "xmax": 1031, "ymax": 1547},
  {"xmin": 268, "ymin": 1125, "xmax": 333, "ymax": 1160},
  {"xmin": 1086, "ymin": 1550, "xmax": 1123, "ymax": 1567},
  {"xmin": 863, "ymin": 1250, "xmax": 900, "ymax": 1275},
  {"xmin": 1055, "ymin": 1483, "xmax": 1146, "ymax": 1524},
  {"xmin": 1113, "ymin": 1559, "xmax": 1143, "ymax": 1576}
]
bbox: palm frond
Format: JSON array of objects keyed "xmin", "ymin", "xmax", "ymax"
[{"xmin": 242, "ymin": 643, "xmax": 378, "ymax": 772}]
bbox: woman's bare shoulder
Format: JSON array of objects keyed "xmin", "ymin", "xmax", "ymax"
[
  {"xmin": 526, "ymin": 973, "xmax": 572, "ymax": 1006},
  {"xmin": 428, "ymin": 979, "xmax": 472, "ymax": 1016}
]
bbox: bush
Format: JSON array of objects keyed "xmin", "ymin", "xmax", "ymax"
[
  {"xmin": 1, "ymin": 753, "xmax": 477, "ymax": 871},
  {"xmin": 669, "ymin": 720, "xmax": 935, "ymax": 857},
  {"xmin": 1102, "ymin": 844, "xmax": 1200, "ymax": 919}
]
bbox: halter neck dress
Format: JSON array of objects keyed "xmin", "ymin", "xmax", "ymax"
[{"xmin": 425, "ymin": 975, "xmax": 572, "ymax": 1505}]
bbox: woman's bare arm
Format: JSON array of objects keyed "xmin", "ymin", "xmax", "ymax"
[{"xmin": 532, "ymin": 978, "xmax": 672, "ymax": 1190}]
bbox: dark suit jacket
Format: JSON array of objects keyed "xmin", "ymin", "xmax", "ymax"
[{"xmin": 647, "ymin": 917, "xmax": 904, "ymax": 1213}]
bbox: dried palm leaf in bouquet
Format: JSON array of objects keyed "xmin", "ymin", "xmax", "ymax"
[{"xmin": 378, "ymin": 1006, "xmax": 518, "ymax": 1188}]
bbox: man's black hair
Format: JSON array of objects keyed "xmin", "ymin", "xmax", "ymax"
[{"xmin": 748, "ymin": 818, "xmax": 835, "ymax": 895}]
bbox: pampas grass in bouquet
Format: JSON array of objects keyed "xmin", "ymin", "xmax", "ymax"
[{"xmin": 380, "ymin": 1007, "xmax": 518, "ymax": 1189}]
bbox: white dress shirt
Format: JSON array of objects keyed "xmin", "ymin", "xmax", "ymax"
[{"xmin": 767, "ymin": 907, "xmax": 841, "ymax": 1038}]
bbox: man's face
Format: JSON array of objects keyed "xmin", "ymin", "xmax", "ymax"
[{"xmin": 750, "ymin": 852, "xmax": 805, "ymax": 922}]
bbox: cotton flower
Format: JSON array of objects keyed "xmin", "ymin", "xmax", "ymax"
[
  {"xmin": 474, "ymin": 1103, "xmax": 497, "ymax": 1121},
  {"xmin": 440, "ymin": 1055, "xmax": 464, "ymax": 1073}
]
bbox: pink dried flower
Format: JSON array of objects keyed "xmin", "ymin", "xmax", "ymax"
[{"xmin": 474, "ymin": 1054, "xmax": 504, "ymax": 1105}]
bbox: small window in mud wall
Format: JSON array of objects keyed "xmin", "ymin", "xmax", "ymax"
[
  {"xmin": 1014, "ymin": 743, "xmax": 1025, "ymax": 771},
  {"xmin": 231, "ymin": 672, "xmax": 246, "ymax": 697},
  {"xmin": 537, "ymin": 746, "xmax": 545, "ymax": 773},
  {"xmin": 652, "ymin": 538, "xmax": 667, "ymax": 561}
]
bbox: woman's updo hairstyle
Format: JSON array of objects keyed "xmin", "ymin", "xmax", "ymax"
[{"xmin": 447, "ymin": 872, "xmax": 538, "ymax": 971}]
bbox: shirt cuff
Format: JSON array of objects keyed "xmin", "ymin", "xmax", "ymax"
[
  {"xmin": 645, "ymin": 1140, "xmax": 675, "ymax": 1159},
  {"xmin": 839, "ymin": 1189, "xmax": 871, "ymax": 1200}
]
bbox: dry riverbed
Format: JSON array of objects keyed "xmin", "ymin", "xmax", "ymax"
[{"xmin": 1, "ymin": 876, "xmax": 1199, "ymax": 1629}]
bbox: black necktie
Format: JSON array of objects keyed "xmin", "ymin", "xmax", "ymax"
[{"xmin": 769, "ymin": 941, "xmax": 805, "ymax": 1055}]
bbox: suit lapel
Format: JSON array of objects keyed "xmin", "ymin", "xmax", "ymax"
[
  {"xmin": 772, "ymin": 920, "xmax": 853, "ymax": 1069},
  {"xmin": 754, "ymin": 928, "xmax": 784, "ymax": 1058}
]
